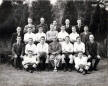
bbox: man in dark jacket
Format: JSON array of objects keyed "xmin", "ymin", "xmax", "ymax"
[
  {"xmin": 86, "ymin": 34, "xmax": 101, "ymax": 71},
  {"xmin": 12, "ymin": 36, "xmax": 24, "ymax": 69}
]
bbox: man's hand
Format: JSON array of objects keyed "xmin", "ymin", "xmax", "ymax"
[
  {"xmin": 14, "ymin": 55, "xmax": 17, "ymax": 58},
  {"xmin": 97, "ymin": 55, "xmax": 101, "ymax": 59},
  {"xmin": 88, "ymin": 55, "xmax": 91, "ymax": 59}
]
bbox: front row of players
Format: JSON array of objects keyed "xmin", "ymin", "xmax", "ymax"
[{"xmin": 12, "ymin": 34, "xmax": 100, "ymax": 75}]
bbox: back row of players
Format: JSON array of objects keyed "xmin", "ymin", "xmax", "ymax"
[{"xmin": 11, "ymin": 17, "xmax": 101, "ymax": 74}]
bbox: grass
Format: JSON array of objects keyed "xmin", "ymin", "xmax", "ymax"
[{"xmin": 0, "ymin": 58, "xmax": 108, "ymax": 86}]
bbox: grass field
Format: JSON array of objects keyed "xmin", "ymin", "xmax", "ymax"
[{"xmin": 0, "ymin": 58, "xmax": 108, "ymax": 86}]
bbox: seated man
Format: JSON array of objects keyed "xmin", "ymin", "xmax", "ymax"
[
  {"xmin": 25, "ymin": 38, "xmax": 37, "ymax": 55},
  {"xmin": 22, "ymin": 50, "xmax": 39, "ymax": 73},
  {"xmin": 49, "ymin": 37, "xmax": 62, "ymax": 71},
  {"xmin": 23, "ymin": 17, "xmax": 35, "ymax": 33},
  {"xmin": 74, "ymin": 36, "xmax": 85, "ymax": 54},
  {"xmin": 61, "ymin": 36, "xmax": 74, "ymax": 71},
  {"xmin": 80, "ymin": 25, "xmax": 92, "ymax": 44},
  {"xmin": 24, "ymin": 27, "xmax": 35, "ymax": 44},
  {"xmin": 69, "ymin": 26, "xmax": 79, "ymax": 44},
  {"xmin": 37, "ymin": 36, "xmax": 49, "ymax": 70},
  {"xmin": 11, "ymin": 27, "xmax": 23, "ymax": 47},
  {"xmin": 86, "ymin": 35, "xmax": 101, "ymax": 71},
  {"xmin": 35, "ymin": 26, "xmax": 46, "ymax": 44},
  {"xmin": 74, "ymin": 52, "xmax": 91, "ymax": 75},
  {"xmin": 12, "ymin": 36, "xmax": 24, "ymax": 69},
  {"xmin": 46, "ymin": 24, "xmax": 58, "ymax": 44},
  {"xmin": 57, "ymin": 25, "xmax": 69, "ymax": 43}
]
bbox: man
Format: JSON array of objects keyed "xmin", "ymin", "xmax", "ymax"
[
  {"xmin": 37, "ymin": 36, "xmax": 49, "ymax": 70},
  {"xmin": 36, "ymin": 17, "xmax": 48, "ymax": 33},
  {"xmin": 65, "ymin": 19, "xmax": 72, "ymax": 34},
  {"xmin": 75, "ymin": 18, "xmax": 84, "ymax": 34},
  {"xmin": 23, "ymin": 17, "xmax": 35, "ymax": 33},
  {"xmin": 46, "ymin": 24, "xmax": 58, "ymax": 44},
  {"xmin": 74, "ymin": 36, "xmax": 85, "ymax": 54},
  {"xmin": 12, "ymin": 36, "xmax": 24, "ymax": 69},
  {"xmin": 69, "ymin": 26, "xmax": 79, "ymax": 44},
  {"xmin": 49, "ymin": 37, "xmax": 62, "ymax": 71},
  {"xmin": 57, "ymin": 25, "xmax": 69, "ymax": 43},
  {"xmin": 35, "ymin": 26, "xmax": 46, "ymax": 44},
  {"xmin": 80, "ymin": 25, "xmax": 92, "ymax": 44},
  {"xmin": 53, "ymin": 20, "xmax": 59, "ymax": 31},
  {"xmin": 61, "ymin": 36, "xmax": 74, "ymax": 71},
  {"xmin": 86, "ymin": 35, "xmax": 101, "ymax": 71},
  {"xmin": 11, "ymin": 27, "xmax": 23, "ymax": 47},
  {"xmin": 74, "ymin": 52, "xmax": 91, "ymax": 75},
  {"xmin": 25, "ymin": 38, "xmax": 37, "ymax": 55},
  {"xmin": 24, "ymin": 27, "xmax": 35, "ymax": 44},
  {"xmin": 22, "ymin": 50, "xmax": 39, "ymax": 73}
]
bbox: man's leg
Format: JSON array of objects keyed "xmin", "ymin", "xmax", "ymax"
[
  {"xmin": 93, "ymin": 58, "xmax": 100, "ymax": 71},
  {"xmin": 69, "ymin": 55, "xmax": 74, "ymax": 71},
  {"xmin": 61, "ymin": 54, "xmax": 67, "ymax": 71}
]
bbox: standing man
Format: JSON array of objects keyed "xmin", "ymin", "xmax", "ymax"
[
  {"xmin": 24, "ymin": 17, "xmax": 35, "ymax": 33},
  {"xmin": 65, "ymin": 19, "xmax": 72, "ymax": 34},
  {"xmin": 61, "ymin": 36, "xmax": 74, "ymax": 71},
  {"xmin": 36, "ymin": 17, "xmax": 48, "ymax": 33},
  {"xmin": 58, "ymin": 25, "xmax": 69, "ymax": 43},
  {"xmin": 12, "ymin": 36, "xmax": 24, "ymax": 69},
  {"xmin": 46, "ymin": 24, "xmax": 58, "ymax": 44},
  {"xmin": 86, "ymin": 35, "xmax": 101, "ymax": 71},
  {"xmin": 49, "ymin": 37, "xmax": 62, "ymax": 71},
  {"xmin": 75, "ymin": 18, "xmax": 84, "ymax": 34},
  {"xmin": 37, "ymin": 36, "xmax": 49, "ymax": 70},
  {"xmin": 80, "ymin": 25, "xmax": 92, "ymax": 44},
  {"xmin": 11, "ymin": 27, "xmax": 23, "ymax": 47}
]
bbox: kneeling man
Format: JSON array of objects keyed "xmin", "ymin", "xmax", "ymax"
[
  {"xmin": 22, "ymin": 50, "xmax": 39, "ymax": 73},
  {"xmin": 74, "ymin": 52, "xmax": 91, "ymax": 75}
]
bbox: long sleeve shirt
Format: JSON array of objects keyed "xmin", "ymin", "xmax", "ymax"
[
  {"xmin": 74, "ymin": 42, "xmax": 85, "ymax": 53},
  {"xmin": 36, "ymin": 43, "xmax": 49, "ymax": 54},
  {"xmin": 25, "ymin": 44, "xmax": 37, "ymax": 55},
  {"xmin": 24, "ymin": 33, "xmax": 35, "ymax": 43},
  {"xmin": 61, "ymin": 42, "xmax": 74, "ymax": 53},
  {"xmin": 35, "ymin": 32, "xmax": 46, "ymax": 42}
]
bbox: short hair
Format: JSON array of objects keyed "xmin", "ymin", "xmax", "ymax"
[
  {"xmin": 28, "ymin": 50, "xmax": 33, "ymax": 53},
  {"xmin": 41, "ymin": 36, "xmax": 45, "ymax": 39},
  {"xmin": 65, "ymin": 36, "xmax": 70, "ymax": 39},
  {"xmin": 76, "ymin": 36, "xmax": 81, "ymax": 40}
]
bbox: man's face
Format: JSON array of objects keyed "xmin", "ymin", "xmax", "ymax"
[
  {"xmin": 53, "ymin": 21, "xmax": 57, "ymax": 26},
  {"xmin": 28, "ymin": 28, "xmax": 32, "ymax": 33},
  {"xmin": 77, "ymin": 19, "xmax": 81, "ymax": 25},
  {"xmin": 84, "ymin": 26, "xmax": 88, "ymax": 32},
  {"xmin": 78, "ymin": 52, "xmax": 83, "ymax": 58},
  {"xmin": 28, "ymin": 51, "xmax": 33, "ymax": 56},
  {"xmin": 65, "ymin": 37, "xmax": 70, "ymax": 43},
  {"xmin": 17, "ymin": 37, "xmax": 21, "ymax": 42},
  {"xmin": 17, "ymin": 27, "xmax": 21, "ymax": 33},
  {"xmin": 89, "ymin": 35, "xmax": 94, "ymax": 41},
  {"xmin": 29, "ymin": 38, "xmax": 33, "ymax": 45},
  {"xmin": 61, "ymin": 26, "xmax": 65, "ymax": 32},
  {"xmin": 72, "ymin": 27, "xmax": 76, "ymax": 33},
  {"xmin": 40, "ymin": 38, "xmax": 45, "ymax": 44},
  {"xmin": 50, "ymin": 24, "xmax": 54, "ymax": 31},
  {"xmin": 40, "ymin": 18, "xmax": 45, "ymax": 24},
  {"xmin": 77, "ymin": 37, "xmax": 81, "ymax": 43},
  {"xmin": 39, "ymin": 27, "xmax": 43, "ymax": 32},
  {"xmin": 53, "ymin": 38, "xmax": 57, "ymax": 42},
  {"xmin": 28, "ymin": 18, "xmax": 32, "ymax": 24},
  {"xmin": 65, "ymin": 19, "xmax": 70, "ymax": 24}
]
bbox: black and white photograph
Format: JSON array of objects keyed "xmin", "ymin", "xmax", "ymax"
[{"xmin": 0, "ymin": 0, "xmax": 108, "ymax": 86}]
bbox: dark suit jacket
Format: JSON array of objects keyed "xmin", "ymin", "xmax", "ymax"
[
  {"xmin": 12, "ymin": 42, "xmax": 24, "ymax": 56},
  {"xmin": 75, "ymin": 25, "xmax": 84, "ymax": 34},
  {"xmin": 86, "ymin": 41, "xmax": 99, "ymax": 57},
  {"xmin": 11, "ymin": 33, "xmax": 24, "ymax": 47},
  {"xmin": 65, "ymin": 25, "xmax": 72, "ymax": 34}
]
